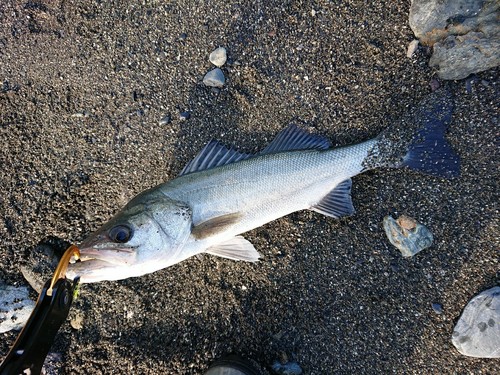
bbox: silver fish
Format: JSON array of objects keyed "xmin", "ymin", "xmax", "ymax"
[{"xmin": 67, "ymin": 92, "xmax": 460, "ymax": 283}]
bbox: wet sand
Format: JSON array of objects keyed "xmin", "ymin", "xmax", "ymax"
[{"xmin": 0, "ymin": 1, "xmax": 498, "ymax": 373}]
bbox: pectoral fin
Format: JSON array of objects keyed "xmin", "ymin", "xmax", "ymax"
[
  {"xmin": 192, "ymin": 212, "xmax": 242, "ymax": 240},
  {"xmin": 205, "ymin": 236, "xmax": 261, "ymax": 262}
]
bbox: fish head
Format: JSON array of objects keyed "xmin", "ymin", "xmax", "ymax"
[{"xmin": 67, "ymin": 193, "xmax": 192, "ymax": 283}]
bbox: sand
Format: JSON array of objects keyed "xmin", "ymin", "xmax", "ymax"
[{"xmin": 0, "ymin": 1, "xmax": 498, "ymax": 373}]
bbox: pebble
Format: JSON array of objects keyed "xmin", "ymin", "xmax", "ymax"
[
  {"xmin": 429, "ymin": 78, "xmax": 440, "ymax": 91},
  {"xmin": 209, "ymin": 47, "xmax": 227, "ymax": 67},
  {"xmin": 271, "ymin": 360, "xmax": 303, "ymax": 375},
  {"xmin": 203, "ymin": 68, "xmax": 225, "ymax": 88},
  {"xmin": 179, "ymin": 111, "xmax": 191, "ymax": 121},
  {"xmin": 70, "ymin": 313, "xmax": 84, "ymax": 330},
  {"xmin": 383, "ymin": 215, "xmax": 434, "ymax": 257},
  {"xmin": 452, "ymin": 286, "xmax": 500, "ymax": 358},
  {"xmin": 0, "ymin": 280, "xmax": 35, "ymax": 333},
  {"xmin": 406, "ymin": 40, "xmax": 419, "ymax": 58},
  {"xmin": 158, "ymin": 114, "xmax": 172, "ymax": 125},
  {"xmin": 432, "ymin": 302, "xmax": 443, "ymax": 314}
]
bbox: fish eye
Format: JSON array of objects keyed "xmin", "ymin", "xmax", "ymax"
[{"xmin": 109, "ymin": 225, "xmax": 133, "ymax": 243}]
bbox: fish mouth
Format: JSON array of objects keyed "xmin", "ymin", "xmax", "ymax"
[
  {"xmin": 76, "ymin": 246, "xmax": 137, "ymax": 266},
  {"xmin": 66, "ymin": 245, "xmax": 138, "ymax": 283}
]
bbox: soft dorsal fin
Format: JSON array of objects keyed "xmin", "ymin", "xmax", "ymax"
[
  {"xmin": 260, "ymin": 124, "xmax": 331, "ymax": 154},
  {"xmin": 179, "ymin": 140, "xmax": 253, "ymax": 176},
  {"xmin": 310, "ymin": 179, "xmax": 355, "ymax": 218}
]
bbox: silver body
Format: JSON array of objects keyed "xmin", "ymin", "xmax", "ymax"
[{"xmin": 164, "ymin": 140, "xmax": 376, "ymax": 254}]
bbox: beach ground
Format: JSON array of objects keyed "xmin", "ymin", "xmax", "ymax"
[{"xmin": 0, "ymin": 1, "xmax": 498, "ymax": 373}]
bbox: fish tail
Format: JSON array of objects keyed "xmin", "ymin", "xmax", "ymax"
[{"xmin": 363, "ymin": 89, "xmax": 460, "ymax": 178}]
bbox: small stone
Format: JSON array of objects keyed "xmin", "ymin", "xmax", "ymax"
[
  {"xmin": 271, "ymin": 360, "xmax": 303, "ymax": 375},
  {"xmin": 179, "ymin": 32, "xmax": 187, "ymax": 41},
  {"xmin": 0, "ymin": 280, "xmax": 35, "ymax": 333},
  {"xmin": 70, "ymin": 313, "xmax": 84, "ymax": 330},
  {"xmin": 158, "ymin": 114, "xmax": 172, "ymax": 125},
  {"xmin": 203, "ymin": 68, "xmax": 225, "ymax": 88},
  {"xmin": 383, "ymin": 215, "xmax": 434, "ymax": 257},
  {"xmin": 71, "ymin": 110, "xmax": 90, "ymax": 118},
  {"xmin": 429, "ymin": 78, "xmax": 440, "ymax": 91},
  {"xmin": 209, "ymin": 47, "xmax": 227, "ymax": 67},
  {"xmin": 179, "ymin": 111, "xmax": 191, "ymax": 121},
  {"xmin": 452, "ymin": 286, "xmax": 500, "ymax": 358},
  {"xmin": 432, "ymin": 302, "xmax": 443, "ymax": 314},
  {"xmin": 407, "ymin": 39, "xmax": 419, "ymax": 58}
]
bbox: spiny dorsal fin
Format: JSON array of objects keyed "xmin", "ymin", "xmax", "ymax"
[
  {"xmin": 192, "ymin": 212, "xmax": 242, "ymax": 240},
  {"xmin": 310, "ymin": 179, "xmax": 355, "ymax": 218},
  {"xmin": 260, "ymin": 124, "xmax": 331, "ymax": 154},
  {"xmin": 205, "ymin": 236, "xmax": 260, "ymax": 262},
  {"xmin": 179, "ymin": 141, "xmax": 253, "ymax": 176},
  {"xmin": 179, "ymin": 125, "xmax": 330, "ymax": 176}
]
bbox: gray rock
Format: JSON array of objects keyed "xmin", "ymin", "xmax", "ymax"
[
  {"xmin": 409, "ymin": 0, "xmax": 485, "ymax": 43},
  {"xmin": 203, "ymin": 68, "xmax": 225, "ymax": 88},
  {"xmin": 452, "ymin": 286, "xmax": 500, "ymax": 358},
  {"xmin": 209, "ymin": 47, "xmax": 227, "ymax": 67},
  {"xmin": 0, "ymin": 281, "xmax": 35, "ymax": 333},
  {"xmin": 409, "ymin": 0, "xmax": 499, "ymax": 79},
  {"xmin": 383, "ymin": 215, "xmax": 433, "ymax": 257},
  {"xmin": 430, "ymin": 32, "xmax": 500, "ymax": 80}
]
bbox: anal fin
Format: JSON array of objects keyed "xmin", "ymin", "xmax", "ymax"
[
  {"xmin": 205, "ymin": 236, "xmax": 261, "ymax": 262},
  {"xmin": 310, "ymin": 179, "xmax": 355, "ymax": 218}
]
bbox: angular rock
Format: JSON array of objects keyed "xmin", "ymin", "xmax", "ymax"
[
  {"xmin": 409, "ymin": 0, "xmax": 499, "ymax": 79},
  {"xmin": 203, "ymin": 68, "xmax": 225, "ymax": 88},
  {"xmin": 430, "ymin": 32, "xmax": 500, "ymax": 80},
  {"xmin": 0, "ymin": 281, "xmax": 35, "ymax": 333},
  {"xmin": 209, "ymin": 47, "xmax": 227, "ymax": 67},
  {"xmin": 409, "ymin": 0, "xmax": 485, "ymax": 44},
  {"xmin": 452, "ymin": 286, "xmax": 500, "ymax": 358},
  {"xmin": 383, "ymin": 215, "xmax": 433, "ymax": 257}
]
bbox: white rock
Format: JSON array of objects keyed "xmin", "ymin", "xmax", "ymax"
[
  {"xmin": 203, "ymin": 68, "xmax": 225, "ymax": 88},
  {"xmin": 209, "ymin": 47, "xmax": 227, "ymax": 67},
  {"xmin": 0, "ymin": 282, "xmax": 35, "ymax": 333},
  {"xmin": 407, "ymin": 40, "xmax": 419, "ymax": 58},
  {"xmin": 452, "ymin": 286, "xmax": 500, "ymax": 358}
]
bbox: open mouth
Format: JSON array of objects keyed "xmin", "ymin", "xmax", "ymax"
[
  {"xmin": 66, "ymin": 247, "xmax": 138, "ymax": 283},
  {"xmin": 76, "ymin": 246, "xmax": 137, "ymax": 266}
]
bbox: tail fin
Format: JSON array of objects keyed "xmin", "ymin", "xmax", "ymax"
[
  {"xmin": 366, "ymin": 89, "xmax": 461, "ymax": 178},
  {"xmin": 400, "ymin": 90, "xmax": 460, "ymax": 178}
]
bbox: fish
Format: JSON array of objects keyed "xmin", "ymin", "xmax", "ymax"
[{"xmin": 66, "ymin": 90, "xmax": 460, "ymax": 283}]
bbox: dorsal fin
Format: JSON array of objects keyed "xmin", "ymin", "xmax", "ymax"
[
  {"xmin": 260, "ymin": 124, "xmax": 331, "ymax": 154},
  {"xmin": 179, "ymin": 140, "xmax": 253, "ymax": 176},
  {"xmin": 179, "ymin": 125, "xmax": 330, "ymax": 176}
]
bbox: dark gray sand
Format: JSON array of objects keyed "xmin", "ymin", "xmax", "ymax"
[{"xmin": 1, "ymin": 1, "xmax": 498, "ymax": 373}]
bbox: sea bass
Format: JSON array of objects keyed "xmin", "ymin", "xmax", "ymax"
[{"xmin": 67, "ymin": 91, "xmax": 460, "ymax": 283}]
